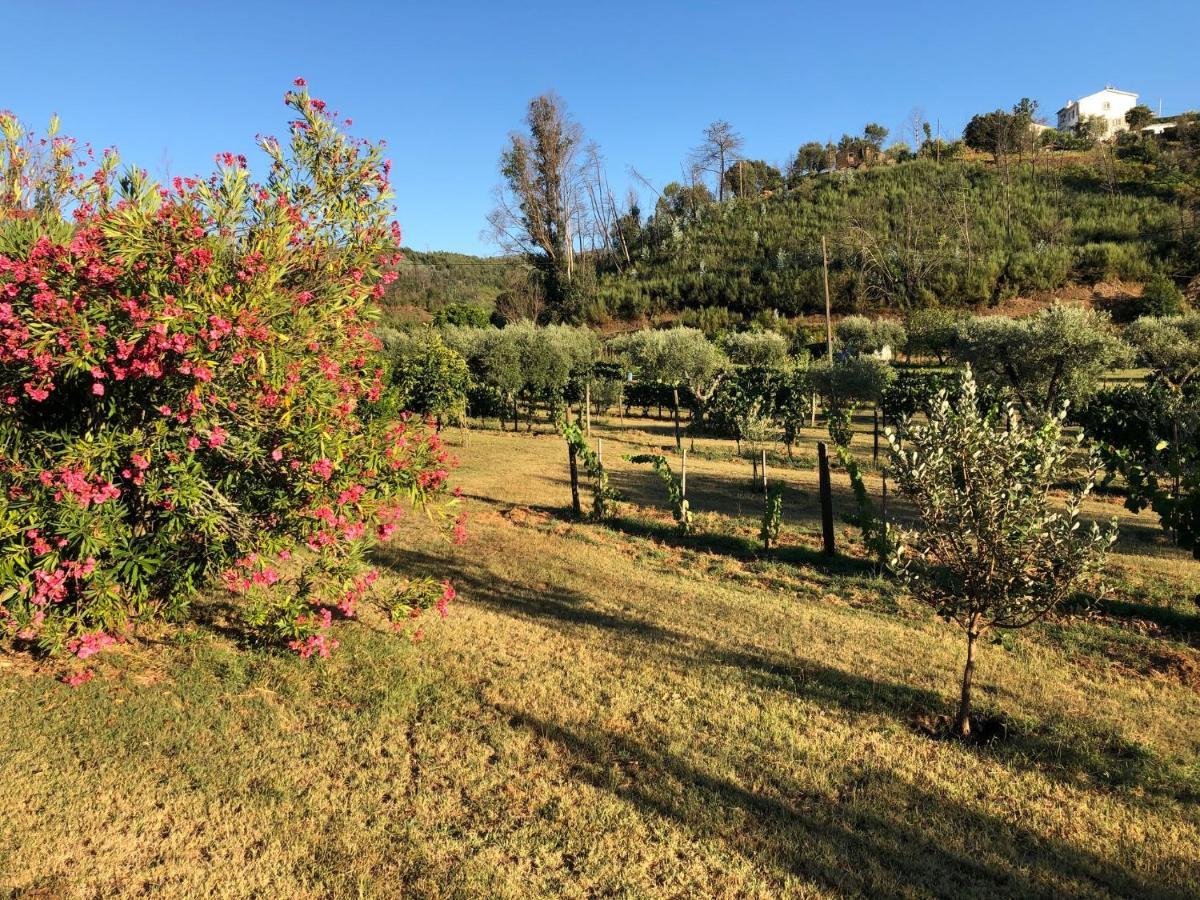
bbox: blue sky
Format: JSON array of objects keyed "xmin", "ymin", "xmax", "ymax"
[{"xmin": 4, "ymin": 1, "xmax": 1197, "ymax": 254}]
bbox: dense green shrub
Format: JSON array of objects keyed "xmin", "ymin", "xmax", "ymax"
[
  {"xmin": 1137, "ymin": 274, "xmax": 1187, "ymax": 317},
  {"xmin": 0, "ymin": 86, "xmax": 462, "ymax": 657}
]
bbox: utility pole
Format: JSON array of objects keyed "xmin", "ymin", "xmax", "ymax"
[{"xmin": 822, "ymin": 235, "xmax": 834, "ymax": 364}]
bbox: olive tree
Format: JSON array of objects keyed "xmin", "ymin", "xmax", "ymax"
[
  {"xmin": 613, "ymin": 327, "xmax": 726, "ymax": 449},
  {"xmin": 887, "ymin": 369, "xmax": 1117, "ymax": 738},
  {"xmin": 836, "ymin": 315, "xmax": 907, "ymax": 357},
  {"xmin": 1125, "ymin": 313, "xmax": 1200, "ymax": 392},
  {"xmin": 904, "ymin": 308, "xmax": 960, "ymax": 364},
  {"xmin": 1097, "ymin": 314, "xmax": 1200, "ymax": 555},
  {"xmin": 720, "ymin": 330, "xmax": 790, "ymax": 368},
  {"xmin": 811, "ymin": 355, "xmax": 895, "ymax": 447},
  {"xmin": 953, "ymin": 305, "xmax": 1129, "ymax": 418}
]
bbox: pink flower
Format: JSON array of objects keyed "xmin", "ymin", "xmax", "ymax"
[
  {"xmin": 310, "ymin": 458, "xmax": 334, "ymax": 481},
  {"xmin": 207, "ymin": 426, "xmax": 228, "ymax": 448},
  {"xmin": 186, "ymin": 436, "xmax": 201, "ymax": 451},
  {"xmin": 293, "ymin": 77, "xmax": 307, "ymax": 87},
  {"xmin": 271, "ymin": 447, "xmax": 283, "ymax": 462},
  {"xmin": 92, "ymin": 382, "xmax": 105, "ymax": 396},
  {"xmin": 63, "ymin": 669, "xmax": 93, "ymax": 688}
]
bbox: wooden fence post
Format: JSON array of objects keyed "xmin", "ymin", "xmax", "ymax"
[
  {"xmin": 585, "ymin": 381, "xmax": 592, "ymax": 436},
  {"xmin": 761, "ymin": 449, "xmax": 768, "ymax": 494},
  {"xmin": 818, "ymin": 441, "xmax": 835, "ymax": 556},
  {"xmin": 680, "ymin": 448, "xmax": 688, "ymax": 499},
  {"xmin": 597, "ymin": 437, "xmax": 603, "ymax": 467},
  {"xmin": 568, "ymin": 442, "xmax": 581, "ymax": 517},
  {"xmin": 872, "ymin": 406, "xmax": 880, "ymax": 465}
]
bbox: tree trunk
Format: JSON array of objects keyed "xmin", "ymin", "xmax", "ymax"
[
  {"xmin": 954, "ymin": 629, "xmax": 978, "ymax": 738},
  {"xmin": 672, "ymin": 386, "xmax": 682, "ymax": 451}
]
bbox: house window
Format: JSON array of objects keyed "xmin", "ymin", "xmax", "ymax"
[{"xmin": 1103, "ymin": 101, "xmax": 1111, "ymax": 110}]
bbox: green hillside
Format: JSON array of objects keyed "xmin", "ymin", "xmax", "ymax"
[
  {"xmin": 593, "ymin": 151, "xmax": 1199, "ymax": 321},
  {"xmin": 381, "ymin": 248, "xmax": 524, "ymax": 319}
]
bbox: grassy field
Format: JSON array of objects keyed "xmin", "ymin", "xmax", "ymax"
[{"xmin": 2, "ymin": 414, "xmax": 1199, "ymax": 898}]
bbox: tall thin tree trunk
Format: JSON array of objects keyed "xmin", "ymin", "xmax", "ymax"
[
  {"xmin": 955, "ymin": 628, "xmax": 978, "ymax": 738},
  {"xmin": 672, "ymin": 386, "xmax": 682, "ymax": 451}
]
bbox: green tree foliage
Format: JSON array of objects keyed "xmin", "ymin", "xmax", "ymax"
[
  {"xmin": 380, "ymin": 251, "xmax": 520, "ymax": 322},
  {"xmin": 904, "ymin": 308, "xmax": 960, "ymax": 364},
  {"xmin": 723, "ymin": 159, "xmax": 784, "ymax": 198},
  {"xmin": 611, "ymin": 327, "xmax": 726, "ymax": 448},
  {"xmin": 657, "ymin": 181, "xmax": 715, "ymax": 220},
  {"xmin": 1125, "ymin": 105, "xmax": 1155, "ymax": 132},
  {"xmin": 952, "ymin": 305, "xmax": 1129, "ymax": 417},
  {"xmin": 888, "ymin": 370, "xmax": 1116, "ymax": 737},
  {"xmin": 489, "ymin": 93, "xmax": 589, "ymax": 321},
  {"xmin": 720, "ymin": 330, "xmax": 790, "ymax": 367},
  {"xmin": 787, "ymin": 142, "xmax": 828, "ymax": 182},
  {"xmin": 835, "ymin": 316, "xmax": 907, "ymax": 356},
  {"xmin": 1137, "ymin": 274, "xmax": 1187, "ymax": 317},
  {"xmin": 382, "ymin": 328, "xmax": 472, "ymax": 424},
  {"xmin": 812, "ymin": 356, "xmax": 895, "ymax": 447},
  {"xmin": 594, "ymin": 156, "xmax": 1189, "ymax": 319},
  {"xmin": 1126, "ymin": 313, "xmax": 1200, "ymax": 390}
]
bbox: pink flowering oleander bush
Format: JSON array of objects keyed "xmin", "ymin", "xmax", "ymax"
[{"xmin": 0, "ymin": 82, "xmax": 464, "ymax": 657}]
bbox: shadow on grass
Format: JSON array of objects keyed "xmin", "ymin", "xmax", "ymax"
[
  {"xmin": 374, "ymin": 545, "xmax": 1198, "ymax": 805},
  {"xmin": 605, "ymin": 513, "xmax": 876, "ymax": 578},
  {"xmin": 499, "ymin": 706, "xmax": 1195, "ymax": 898},
  {"xmin": 459, "ymin": 489, "xmax": 875, "ymax": 580},
  {"xmin": 1067, "ymin": 594, "xmax": 1200, "ymax": 643}
]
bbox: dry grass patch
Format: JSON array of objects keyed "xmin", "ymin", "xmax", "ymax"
[{"xmin": 2, "ymin": 421, "xmax": 1199, "ymax": 897}]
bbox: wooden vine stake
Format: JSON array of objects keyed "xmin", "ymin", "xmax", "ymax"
[
  {"xmin": 568, "ymin": 442, "xmax": 582, "ymax": 517},
  {"xmin": 680, "ymin": 448, "xmax": 687, "ymax": 498},
  {"xmin": 818, "ymin": 441, "xmax": 835, "ymax": 556},
  {"xmin": 761, "ymin": 449, "xmax": 768, "ymax": 495}
]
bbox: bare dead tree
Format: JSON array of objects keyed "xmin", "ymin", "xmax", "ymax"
[{"xmin": 691, "ymin": 120, "xmax": 743, "ymax": 202}]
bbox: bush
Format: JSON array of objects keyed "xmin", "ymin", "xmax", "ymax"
[
  {"xmin": 1137, "ymin": 274, "xmax": 1187, "ymax": 317},
  {"xmin": 0, "ymin": 86, "xmax": 462, "ymax": 657}
]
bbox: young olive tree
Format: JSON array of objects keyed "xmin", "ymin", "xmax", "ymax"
[
  {"xmin": 613, "ymin": 327, "xmax": 726, "ymax": 449},
  {"xmin": 812, "ymin": 356, "xmax": 895, "ymax": 448},
  {"xmin": 887, "ymin": 369, "xmax": 1117, "ymax": 738}
]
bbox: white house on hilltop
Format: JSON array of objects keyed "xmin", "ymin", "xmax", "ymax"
[{"xmin": 1057, "ymin": 86, "xmax": 1139, "ymax": 139}]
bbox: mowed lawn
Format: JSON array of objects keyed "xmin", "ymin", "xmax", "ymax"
[{"xmin": 2, "ymin": 416, "xmax": 1200, "ymax": 898}]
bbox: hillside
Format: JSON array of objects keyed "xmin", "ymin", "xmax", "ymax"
[
  {"xmin": 380, "ymin": 249, "xmax": 524, "ymax": 323},
  {"xmin": 592, "ymin": 152, "xmax": 1199, "ymax": 322}
]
